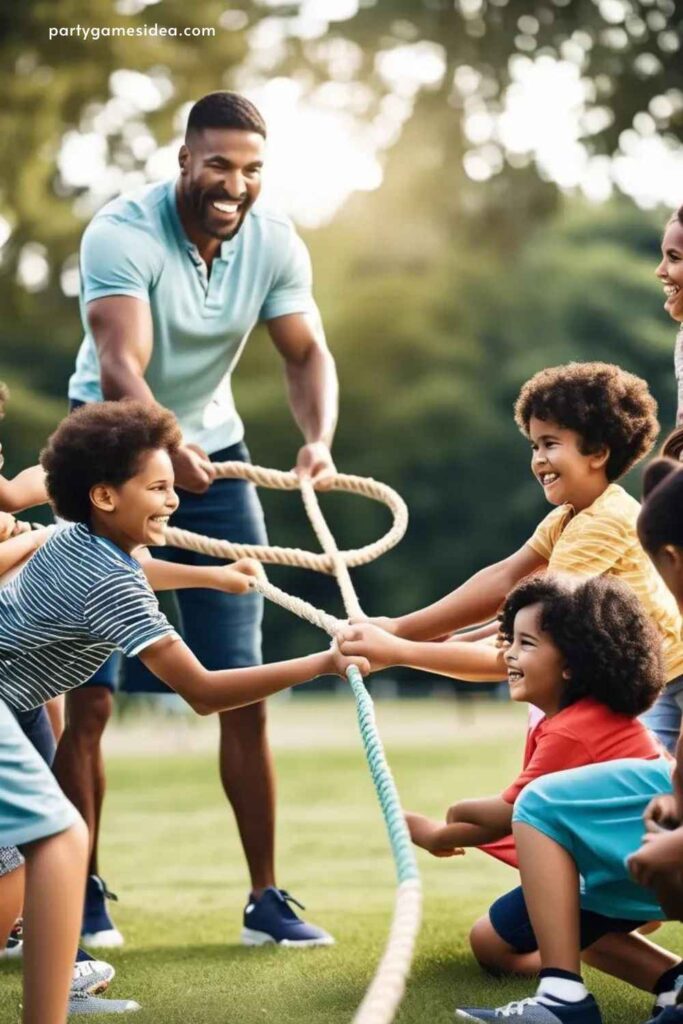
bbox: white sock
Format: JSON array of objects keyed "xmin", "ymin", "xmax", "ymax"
[{"xmin": 537, "ymin": 975, "xmax": 589, "ymax": 1004}]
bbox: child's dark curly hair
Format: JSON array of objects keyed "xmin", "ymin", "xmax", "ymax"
[
  {"xmin": 498, "ymin": 573, "xmax": 663, "ymax": 716},
  {"xmin": 638, "ymin": 457, "xmax": 683, "ymax": 553},
  {"xmin": 41, "ymin": 400, "xmax": 182, "ymax": 524},
  {"xmin": 514, "ymin": 362, "xmax": 658, "ymax": 481},
  {"xmin": 661, "ymin": 425, "xmax": 683, "ymax": 462}
]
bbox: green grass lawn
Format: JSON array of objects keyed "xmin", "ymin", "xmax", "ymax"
[{"xmin": 1, "ymin": 697, "xmax": 680, "ymax": 1023}]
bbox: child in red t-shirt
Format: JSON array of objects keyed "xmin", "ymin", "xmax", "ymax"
[{"xmin": 340, "ymin": 571, "xmax": 667, "ymax": 980}]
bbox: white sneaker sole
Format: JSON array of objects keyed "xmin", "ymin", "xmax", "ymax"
[
  {"xmin": 240, "ymin": 927, "xmax": 335, "ymax": 948},
  {"xmin": 68, "ymin": 996, "xmax": 140, "ymax": 1015},
  {"xmin": 81, "ymin": 930, "xmax": 125, "ymax": 949},
  {"xmin": 0, "ymin": 943, "xmax": 23, "ymax": 960}
]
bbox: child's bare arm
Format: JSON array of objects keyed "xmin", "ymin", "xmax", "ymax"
[
  {"xmin": 0, "ymin": 529, "xmax": 47, "ymax": 576},
  {"xmin": 140, "ymin": 555, "xmax": 265, "ymax": 595},
  {"xmin": 337, "ymin": 623, "xmax": 506, "ymax": 682},
  {"xmin": 369, "ymin": 544, "xmax": 546, "ymax": 642},
  {"xmin": 138, "ymin": 635, "xmax": 369, "ymax": 715},
  {"xmin": 0, "ymin": 465, "xmax": 48, "ymax": 513},
  {"xmin": 406, "ymin": 797, "xmax": 514, "ymax": 856}
]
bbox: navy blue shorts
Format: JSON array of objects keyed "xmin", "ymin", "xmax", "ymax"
[
  {"xmin": 489, "ymin": 885, "xmax": 645, "ymax": 954},
  {"xmin": 78, "ymin": 440, "xmax": 267, "ymax": 694}
]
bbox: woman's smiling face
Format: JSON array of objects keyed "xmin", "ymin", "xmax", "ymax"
[{"xmin": 656, "ymin": 218, "xmax": 683, "ymax": 320}]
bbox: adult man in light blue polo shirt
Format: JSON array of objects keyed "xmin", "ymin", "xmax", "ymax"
[{"xmin": 59, "ymin": 92, "xmax": 338, "ymax": 948}]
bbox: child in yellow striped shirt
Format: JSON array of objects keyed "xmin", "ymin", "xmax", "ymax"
[{"xmin": 348, "ymin": 362, "xmax": 683, "ymax": 750}]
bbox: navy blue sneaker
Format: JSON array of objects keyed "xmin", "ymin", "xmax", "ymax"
[
  {"xmin": 240, "ymin": 888, "xmax": 334, "ymax": 947},
  {"xmin": 81, "ymin": 875, "xmax": 124, "ymax": 948},
  {"xmin": 455, "ymin": 994, "xmax": 603, "ymax": 1022},
  {"xmin": 645, "ymin": 1009, "xmax": 683, "ymax": 1022}
]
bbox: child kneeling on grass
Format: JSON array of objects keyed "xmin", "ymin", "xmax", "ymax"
[
  {"xmin": 0, "ymin": 399, "xmax": 368, "ymax": 1024},
  {"xmin": 339, "ymin": 574, "xmax": 682, "ymax": 998},
  {"xmin": 447, "ymin": 458, "xmax": 683, "ymax": 1024}
]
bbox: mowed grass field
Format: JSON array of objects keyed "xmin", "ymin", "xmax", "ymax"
[{"xmin": 1, "ymin": 697, "xmax": 681, "ymax": 1023}]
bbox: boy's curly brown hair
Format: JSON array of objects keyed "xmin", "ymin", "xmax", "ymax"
[
  {"xmin": 41, "ymin": 400, "xmax": 182, "ymax": 524},
  {"xmin": 514, "ymin": 362, "xmax": 659, "ymax": 481},
  {"xmin": 498, "ymin": 573, "xmax": 663, "ymax": 716}
]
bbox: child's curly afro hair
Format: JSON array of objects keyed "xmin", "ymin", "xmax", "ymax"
[
  {"xmin": 514, "ymin": 362, "xmax": 658, "ymax": 481},
  {"xmin": 499, "ymin": 573, "xmax": 663, "ymax": 716},
  {"xmin": 41, "ymin": 400, "xmax": 182, "ymax": 524}
]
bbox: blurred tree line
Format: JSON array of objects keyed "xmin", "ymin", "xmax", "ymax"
[{"xmin": 0, "ymin": 0, "xmax": 681, "ymax": 684}]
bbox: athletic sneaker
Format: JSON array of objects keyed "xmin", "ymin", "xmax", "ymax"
[
  {"xmin": 71, "ymin": 953, "xmax": 116, "ymax": 996},
  {"xmin": 1, "ymin": 919, "xmax": 23, "ymax": 959},
  {"xmin": 645, "ymin": 1009, "xmax": 683, "ymax": 1022},
  {"xmin": 68, "ymin": 992, "xmax": 140, "ymax": 1015},
  {"xmin": 455, "ymin": 994, "xmax": 603, "ymax": 1022},
  {"xmin": 81, "ymin": 875, "xmax": 124, "ymax": 948},
  {"xmin": 240, "ymin": 887, "xmax": 334, "ymax": 947}
]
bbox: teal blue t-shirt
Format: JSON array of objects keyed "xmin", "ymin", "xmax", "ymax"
[{"xmin": 69, "ymin": 180, "xmax": 316, "ymax": 453}]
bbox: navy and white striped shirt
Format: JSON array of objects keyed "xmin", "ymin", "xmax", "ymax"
[{"xmin": 0, "ymin": 523, "xmax": 177, "ymax": 711}]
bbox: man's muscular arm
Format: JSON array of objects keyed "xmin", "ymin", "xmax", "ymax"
[
  {"xmin": 86, "ymin": 295, "xmax": 215, "ymax": 493},
  {"xmin": 267, "ymin": 310, "xmax": 339, "ymax": 487}
]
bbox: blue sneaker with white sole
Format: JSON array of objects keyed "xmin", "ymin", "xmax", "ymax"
[
  {"xmin": 455, "ymin": 994, "xmax": 603, "ymax": 1023},
  {"xmin": 240, "ymin": 888, "xmax": 334, "ymax": 947},
  {"xmin": 645, "ymin": 1009, "xmax": 683, "ymax": 1022},
  {"xmin": 81, "ymin": 876, "xmax": 124, "ymax": 949}
]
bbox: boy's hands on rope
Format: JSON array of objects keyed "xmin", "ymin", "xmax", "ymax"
[
  {"xmin": 0, "ymin": 511, "xmax": 32, "ymax": 541},
  {"xmin": 337, "ymin": 622, "xmax": 403, "ymax": 672},
  {"xmin": 215, "ymin": 558, "xmax": 266, "ymax": 594},
  {"xmin": 328, "ymin": 639, "xmax": 371, "ymax": 679},
  {"xmin": 405, "ymin": 812, "xmax": 465, "ymax": 858}
]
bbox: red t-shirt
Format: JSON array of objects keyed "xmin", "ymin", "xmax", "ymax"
[{"xmin": 479, "ymin": 697, "xmax": 665, "ymax": 868}]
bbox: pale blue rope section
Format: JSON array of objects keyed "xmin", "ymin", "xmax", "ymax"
[{"xmin": 347, "ymin": 665, "xmax": 419, "ymax": 884}]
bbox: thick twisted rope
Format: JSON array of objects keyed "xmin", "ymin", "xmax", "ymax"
[{"xmin": 166, "ymin": 464, "xmax": 421, "ymax": 1024}]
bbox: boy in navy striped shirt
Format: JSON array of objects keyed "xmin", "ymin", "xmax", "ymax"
[{"xmin": 0, "ymin": 399, "xmax": 366, "ymax": 1024}]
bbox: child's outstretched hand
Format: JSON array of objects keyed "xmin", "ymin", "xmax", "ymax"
[
  {"xmin": 0, "ymin": 512, "xmax": 22, "ymax": 542},
  {"xmin": 328, "ymin": 639, "xmax": 370, "ymax": 679},
  {"xmin": 405, "ymin": 811, "xmax": 465, "ymax": 858},
  {"xmin": 216, "ymin": 558, "xmax": 266, "ymax": 594},
  {"xmin": 336, "ymin": 622, "xmax": 403, "ymax": 672}
]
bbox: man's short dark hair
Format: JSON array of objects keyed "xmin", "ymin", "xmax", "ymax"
[
  {"xmin": 514, "ymin": 362, "xmax": 659, "ymax": 481},
  {"xmin": 41, "ymin": 401, "xmax": 182, "ymax": 525},
  {"xmin": 186, "ymin": 92, "xmax": 266, "ymax": 139}
]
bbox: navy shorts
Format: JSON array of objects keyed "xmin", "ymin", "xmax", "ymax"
[
  {"xmin": 489, "ymin": 885, "xmax": 645, "ymax": 954},
  {"xmin": 79, "ymin": 440, "xmax": 267, "ymax": 694}
]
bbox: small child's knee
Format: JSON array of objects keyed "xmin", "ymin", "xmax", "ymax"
[{"xmin": 469, "ymin": 914, "xmax": 500, "ymax": 967}]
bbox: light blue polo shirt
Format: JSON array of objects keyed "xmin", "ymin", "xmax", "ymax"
[{"xmin": 69, "ymin": 179, "xmax": 316, "ymax": 453}]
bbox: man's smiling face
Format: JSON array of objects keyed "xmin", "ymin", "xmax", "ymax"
[{"xmin": 179, "ymin": 127, "xmax": 265, "ymax": 241}]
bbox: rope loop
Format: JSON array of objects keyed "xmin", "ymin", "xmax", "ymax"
[{"xmin": 166, "ymin": 463, "xmax": 421, "ymax": 1024}]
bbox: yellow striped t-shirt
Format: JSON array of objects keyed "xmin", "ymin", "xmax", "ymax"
[{"xmin": 528, "ymin": 483, "xmax": 683, "ymax": 683}]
